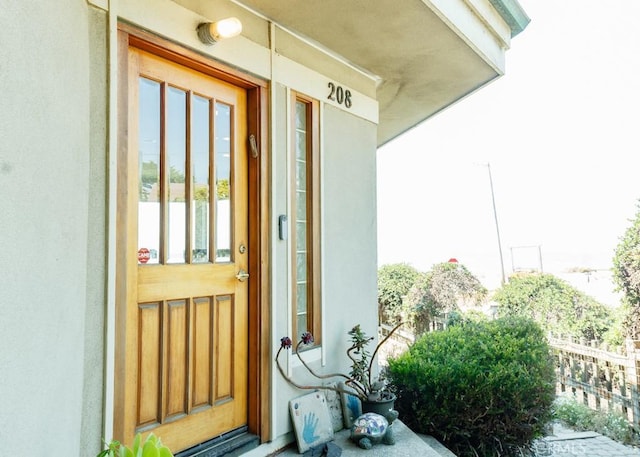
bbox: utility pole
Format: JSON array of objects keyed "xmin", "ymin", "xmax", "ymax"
[{"xmin": 483, "ymin": 163, "xmax": 506, "ymax": 285}]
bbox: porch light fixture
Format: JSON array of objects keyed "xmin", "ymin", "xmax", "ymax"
[{"xmin": 197, "ymin": 17, "xmax": 243, "ymax": 45}]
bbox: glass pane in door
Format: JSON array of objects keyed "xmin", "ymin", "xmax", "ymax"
[
  {"xmin": 138, "ymin": 77, "xmax": 161, "ymax": 264},
  {"xmin": 167, "ymin": 86, "xmax": 187, "ymax": 264},
  {"xmin": 191, "ymin": 94, "xmax": 211, "ymax": 263},
  {"xmin": 215, "ymin": 102, "xmax": 232, "ymax": 262}
]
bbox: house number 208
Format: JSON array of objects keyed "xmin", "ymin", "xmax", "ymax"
[{"xmin": 327, "ymin": 82, "xmax": 352, "ymax": 108}]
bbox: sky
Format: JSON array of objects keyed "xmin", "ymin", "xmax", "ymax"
[{"xmin": 376, "ymin": 0, "xmax": 640, "ymax": 296}]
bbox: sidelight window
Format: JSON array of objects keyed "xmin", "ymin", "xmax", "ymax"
[{"xmin": 291, "ymin": 92, "xmax": 321, "ymax": 346}]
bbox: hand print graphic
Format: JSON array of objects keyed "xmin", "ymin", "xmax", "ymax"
[{"xmin": 289, "ymin": 392, "xmax": 335, "ymax": 453}]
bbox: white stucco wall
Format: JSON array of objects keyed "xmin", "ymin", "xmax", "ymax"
[
  {"xmin": 0, "ymin": 1, "xmax": 95, "ymax": 455},
  {"xmin": 0, "ymin": 0, "xmax": 515, "ymax": 454},
  {"xmin": 322, "ymin": 104, "xmax": 379, "ymax": 343},
  {"xmin": 268, "ymin": 90, "xmax": 379, "ymax": 448},
  {"xmin": 0, "ymin": 0, "xmax": 526, "ymax": 455},
  {"xmin": 82, "ymin": 6, "xmax": 109, "ymax": 454},
  {"xmin": 0, "ymin": 0, "xmax": 380, "ymax": 452}
]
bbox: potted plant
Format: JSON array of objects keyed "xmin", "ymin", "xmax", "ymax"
[{"xmin": 275, "ymin": 322, "xmax": 403, "ymax": 415}]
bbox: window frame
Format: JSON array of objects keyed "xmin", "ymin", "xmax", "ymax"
[{"xmin": 290, "ymin": 91, "xmax": 322, "ymax": 347}]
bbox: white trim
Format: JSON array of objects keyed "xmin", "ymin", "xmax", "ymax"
[
  {"xmin": 273, "ymin": 54, "xmax": 378, "ymax": 125},
  {"xmin": 87, "ymin": 0, "xmax": 108, "ymax": 10},
  {"xmin": 103, "ymin": 0, "xmax": 118, "ymax": 443},
  {"xmin": 118, "ymin": 0, "xmax": 271, "ymax": 80},
  {"xmin": 320, "ymin": 101, "xmax": 327, "ymax": 368},
  {"xmin": 291, "ymin": 347, "xmax": 322, "ymax": 367},
  {"xmin": 285, "ymin": 85, "xmax": 293, "ymax": 379},
  {"xmin": 425, "ymin": 0, "xmax": 508, "ymax": 74},
  {"xmin": 464, "ymin": 0, "xmax": 512, "ymax": 48},
  {"xmin": 268, "ymin": 21, "xmax": 280, "ymax": 443}
]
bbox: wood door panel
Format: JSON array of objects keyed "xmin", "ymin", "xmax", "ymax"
[
  {"xmin": 192, "ymin": 297, "xmax": 213, "ymax": 409},
  {"xmin": 138, "ymin": 302, "xmax": 162, "ymax": 428},
  {"xmin": 134, "ymin": 293, "xmax": 247, "ymax": 442},
  {"xmin": 215, "ymin": 295, "xmax": 234, "ymax": 402},
  {"xmin": 132, "ymin": 294, "xmax": 248, "ymax": 450},
  {"xmin": 165, "ymin": 299, "xmax": 188, "ymax": 420},
  {"xmin": 137, "ymin": 49, "xmax": 241, "ymax": 104},
  {"xmin": 118, "ymin": 44, "xmax": 250, "ymax": 453},
  {"xmin": 138, "ymin": 264, "xmax": 237, "ymax": 301}
]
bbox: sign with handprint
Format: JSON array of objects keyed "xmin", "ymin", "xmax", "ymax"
[
  {"xmin": 289, "ymin": 391, "xmax": 335, "ymax": 453},
  {"xmin": 339, "ymin": 381, "xmax": 363, "ymax": 429}
]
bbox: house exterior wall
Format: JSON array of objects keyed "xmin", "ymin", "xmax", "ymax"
[
  {"xmin": 83, "ymin": 6, "xmax": 109, "ymax": 453},
  {"xmin": 0, "ymin": 0, "xmax": 524, "ymax": 455},
  {"xmin": 0, "ymin": 2, "xmax": 101, "ymax": 455},
  {"xmin": 1, "ymin": 0, "xmax": 378, "ymax": 454},
  {"xmin": 268, "ymin": 94, "xmax": 379, "ymax": 449}
]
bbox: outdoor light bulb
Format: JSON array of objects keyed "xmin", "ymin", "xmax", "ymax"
[
  {"xmin": 198, "ymin": 17, "xmax": 242, "ymax": 44},
  {"xmin": 198, "ymin": 17, "xmax": 243, "ymax": 45},
  {"xmin": 211, "ymin": 17, "xmax": 242, "ymax": 40}
]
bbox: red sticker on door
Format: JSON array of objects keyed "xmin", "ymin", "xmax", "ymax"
[{"xmin": 138, "ymin": 247, "xmax": 150, "ymax": 264}]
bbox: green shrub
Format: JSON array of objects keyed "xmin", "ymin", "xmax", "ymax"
[
  {"xmin": 387, "ymin": 317, "xmax": 556, "ymax": 456},
  {"xmin": 492, "ymin": 272, "xmax": 612, "ymax": 341},
  {"xmin": 552, "ymin": 396, "xmax": 596, "ymax": 430},
  {"xmin": 377, "ymin": 263, "xmax": 419, "ymax": 325}
]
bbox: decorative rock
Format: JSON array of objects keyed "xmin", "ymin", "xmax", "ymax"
[{"xmin": 350, "ymin": 412, "xmax": 396, "ymax": 450}]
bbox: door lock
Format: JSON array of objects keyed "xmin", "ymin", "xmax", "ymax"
[{"xmin": 236, "ymin": 269, "xmax": 250, "ymax": 282}]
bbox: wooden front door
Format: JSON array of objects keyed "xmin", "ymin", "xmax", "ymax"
[{"xmin": 116, "ymin": 45, "xmax": 249, "ymax": 453}]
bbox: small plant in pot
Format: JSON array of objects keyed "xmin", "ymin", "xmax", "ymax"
[{"xmin": 275, "ymin": 322, "xmax": 403, "ymax": 418}]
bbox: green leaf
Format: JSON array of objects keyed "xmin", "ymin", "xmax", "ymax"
[
  {"xmin": 132, "ymin": 433, "xmax": 142, "ymax": 454},
  {"xmin": 158, "ymin": 446, "xmax": 174, "ymax": 457},
  {"xmin": 142, "ymin": 440, "xmax": 159, "ymax": 457}
]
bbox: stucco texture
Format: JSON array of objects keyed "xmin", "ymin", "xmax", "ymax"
[
  {"xmin": 321, "ymin": 103, "xmax": 379, "ymax": 358},
  {"xmin": 0, "ymin": 1, "xmax": 104, "ymax": 455}
]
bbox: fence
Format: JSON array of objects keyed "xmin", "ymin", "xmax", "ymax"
[{"xmin": 549, "ymin": 335, "xmax": 640, "ymax": 430}]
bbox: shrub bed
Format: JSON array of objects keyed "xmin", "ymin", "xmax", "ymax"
[
  {"xmin": 387, "ymin": 317, "xmax": 556, "ymax": 456},
  {"xmin": 553, "ymin": 395, "xmax": 638, "ymax": 445}
]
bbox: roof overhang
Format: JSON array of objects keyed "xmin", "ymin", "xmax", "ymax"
[{"xmin": 195, "ymin": 0, "xmax": 530, "ymax": 146}]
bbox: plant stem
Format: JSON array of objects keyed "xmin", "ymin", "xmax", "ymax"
[
  {"xmin": 275, "ymin": 347, "xmax": 366, "ymax": 399},
  {"xmin": 294, "ymin": 340, "xmax": 352, "ymax": 381},
  {"xmin": 367, "ymin": 322, "xmax": 405, "ymax": 390}
]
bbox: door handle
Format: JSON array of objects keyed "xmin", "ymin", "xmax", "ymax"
[{"xmin": 236, "ymin": 269, "xmax": 250, "ymax": 282}]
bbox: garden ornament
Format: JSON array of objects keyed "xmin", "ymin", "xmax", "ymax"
[{"xmin": 349, "ymin": 412, "xmax": 396, "ymax": 450}]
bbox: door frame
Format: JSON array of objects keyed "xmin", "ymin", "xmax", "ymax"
[{"xmin": 114, "ymin": 23, "xmax": 271, "ymax": 444}]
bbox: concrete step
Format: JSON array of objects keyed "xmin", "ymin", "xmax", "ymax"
[{"xmin": 269, "ymin": 420, "xmax": 452, "ymax": 457}]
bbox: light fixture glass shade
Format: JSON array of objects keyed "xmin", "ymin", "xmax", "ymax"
[
  {"xmin": 212, "ymin": 17, "xmax": 242, "ymax": 39},
  {"xmin": 198, "ymin": 17, "xmax": 242, "ymax": 45}
]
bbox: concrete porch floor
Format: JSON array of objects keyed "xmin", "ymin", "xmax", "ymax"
[{"xmin": 268, "ymin": 420, "xmax": 455, "ymax": 457}]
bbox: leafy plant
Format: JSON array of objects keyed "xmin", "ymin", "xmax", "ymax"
[
  {"xmin": 276, "ymin": 323, "xmax": 403, "ymax": 402},
  {"xmin": 405, "ymin": 262, "xmax": 487, "ymax": 335},
  {"xmin": 553, "ymin": 395, "xmax": 637, "ymax": 445},
  {"xmin": 613, "ymin": 200, "xmax": 640, "ymax": 339},
  {"xmin": 492, "ymin": 272, "xmax": 612, "ymax": 341},
  {"xmin": 387, "ymin": 317, "xmax": 556, "ymax": 456},
  {"xmin": 97, "ymin": 433, "xmax": 173, "ymax": 457},
  {"xmin": 377, "ymin": 263, "xmax": 419, "ymax": 325}
]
